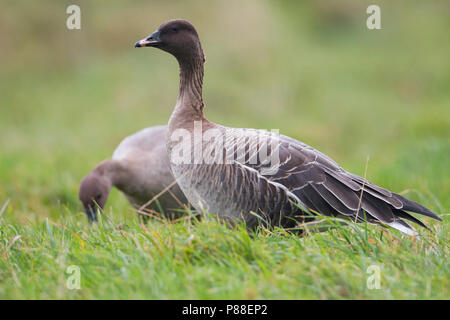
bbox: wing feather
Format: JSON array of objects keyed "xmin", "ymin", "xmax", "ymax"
[{"xmin": 217, "ymin": 128, "xmax": 440, "ymax": 234}]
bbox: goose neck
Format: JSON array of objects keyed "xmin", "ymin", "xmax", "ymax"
[
  {"xmin": 95, "ymin": 159, "xmax": 122, "ymax": 189},
  {"xmin": 177, "ymin": 55, "xmax": 205, "ymax": 116}
]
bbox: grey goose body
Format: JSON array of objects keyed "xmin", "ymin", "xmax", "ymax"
[
  {"xmin": 79, "ymin": 125, "xmax": 187, "ymax": 221},
  {"xmin": 135, "ymin": 20, "xmax": 441, "ymax": 234}
]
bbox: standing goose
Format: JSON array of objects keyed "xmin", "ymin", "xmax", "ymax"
[
  {"xmin": 135, "ymin": 20, "xmax": 441, "ymax": 234},
  {"xmin": 79, "ymin": 125, "xmax": 187, "ymax": 222}
]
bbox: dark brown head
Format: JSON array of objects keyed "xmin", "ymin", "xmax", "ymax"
[
  {"xmin": 78, "ymin": 171, "xmax": 112, "ymax": 222},
  {"xmin": 134, "ymin": 19, "xmax": 204, "ymax": 63}
]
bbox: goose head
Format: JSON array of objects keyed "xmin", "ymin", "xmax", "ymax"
[
  {"xmin": 134, "ymin": 19, "xmax": 204, "ymax": 63},
  {"xmin": 78, "ymin": 172, "xmax": 111, "ymax": 222}
]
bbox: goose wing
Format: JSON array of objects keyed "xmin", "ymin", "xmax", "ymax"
[{"xmin": 227, "ymin": 128, "xmax": 441, "ymax": 234}]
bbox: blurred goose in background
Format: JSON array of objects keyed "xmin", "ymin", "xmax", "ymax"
[
  {"xmin": 79, "ymin": 125, "xmax": 187, "ymax": 222},
  {"xmin": 135, "ymin": 19, "xmax": 441, "ymax": 235}
]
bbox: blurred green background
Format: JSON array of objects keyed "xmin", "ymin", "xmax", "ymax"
[{"xmin": 1, "ymin": 0, "xmax": 449, "ymax": 224}]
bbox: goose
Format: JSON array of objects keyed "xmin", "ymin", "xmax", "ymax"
[
  {"xmin": 134, "ymin": 19, "xmax": 441, "ymax": 235},
  {"xmin": 79, "ymin": 125, "xmax": 187, "ymax": 222}
]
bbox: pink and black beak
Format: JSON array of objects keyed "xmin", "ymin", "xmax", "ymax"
[
  {"xmin": 134, "ymin": 30, "xmax": 162, "ymax": 48},
  {"xmin": 84, "ymin": 204, "xmax": 98, "ymax": 223}
]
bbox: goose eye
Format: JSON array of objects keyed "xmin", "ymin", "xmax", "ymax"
[
  {"xmin": 171, "ymin": 26, "xmax": 178, "ymax": 32},
  {"xmin": 95, "ymin": 194, "xmax": 102, "ymax": 200}
]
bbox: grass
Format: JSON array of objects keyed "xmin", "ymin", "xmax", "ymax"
[
  {"xmin": 0, "ymin": 211, "xmax": 447, "ymax": 299},
  {"xmin": 0, "ymin": 1, "xmax": 449, "ymax": 299}
]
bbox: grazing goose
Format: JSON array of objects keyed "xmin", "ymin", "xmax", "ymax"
[
  {"xmin": 79, "ymin": 125, "xmax": 187, "ymax": 222},
  {"xmin": 134, "ymin": 19, "xmax": 441, "ymax": 235}
]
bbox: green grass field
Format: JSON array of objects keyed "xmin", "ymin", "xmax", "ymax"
[{"xmin": 0, "ymin": 1, "xmax": 449, "ymax": 299}]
